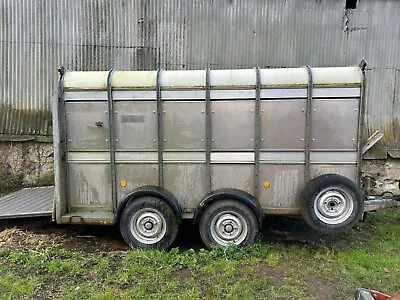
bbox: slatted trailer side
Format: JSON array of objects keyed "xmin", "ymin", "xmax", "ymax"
[{"xmin": 53, "ymin": 66, "xmax": 367, "ymax": 249}]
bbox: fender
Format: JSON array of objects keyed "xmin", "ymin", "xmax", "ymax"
[
  {"xmin": 193, "ymin": 188, "xmax": 263, "ymax": 227},
  {"xmin": 116, "ymin": 186, "xmax": 182, "ymax": 224}
]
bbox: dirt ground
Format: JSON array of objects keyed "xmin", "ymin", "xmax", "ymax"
[
  {"xmin": 0, "ymin": 214, "xmax": 349, "ymax": 253},
  {"xmin": 0, "ymin": 214, "xmax": 391, "ymax": 299}
]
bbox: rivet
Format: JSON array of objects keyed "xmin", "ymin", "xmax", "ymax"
[
  {"xmin": 313, "ymin": 109, "xmax": 316, "ymax": 112},
  {"xmin": 68, "ymin": 139, "xmax": 71, "ymax": 142},
  {"xmin": 250, "ymin": 138, "xmax": 253, "ymax": 141},
  {"xmin": 261, "ymin": 138, "xmax": 264, "ymax": 141},
  {"xmin": 105, "ymin": 139, "xmax": 109, "ymax": 142},
  {"xmin": 115, "ymin": 139, "xmax": 119, "ymax": 142},
  {"xmin": 301, "ymin": 138, "xmax": 304, "ymax": 141},
  {"xmin": 212, "ymin": 110, "xmax": 215, "ymax": 113},
  {"xmin": 114, "ymin": 111, "xmax": 117, "ymax": 114},
  {"xmin": 312, "ymin": 138, "xmax": 315, "ymax": 141},
  {"xmin": 66, "ymin": 112, "xmax": 70, "ymax": 114},
  {"xmin": 302, "ymin": 109, "xmax": 305, "ymax": 112},
  {"xmin": 212, "ymin": 138, "xmax": 215, "ymax": 142},
  {"xmin": 261, "ymin": 110, "xmax": 264, "ymax": 112},
  {"xmin": 153, "ymin": 111, "xmax": 156, "ymax": 114},
  {"xmin": 104, "ymin": 111, "xmax": 108, "ymax": 114},
  {"xmin": 163, "ymin": 111, "xmax": 166, "ymax": 113},
  {"xmin": 251, "ymin": 110, "xmax": 254, "ymax": 113},
  {"xmin": 355, "ymin": 109, "xmax": 358, "ymax": 111},
  {"xmin": 352, "ymin": 138, "xmax": 355, "ymax": 141},
  {"xmin": 164, "ymin": 139, "xmax": 167, "ymax": 142},
  {"xmin": 201, "ymin": 110, "xmax": 204, "ymax": 113},
  {"xmin": 201, "ymin": 139, "xmax": 204, "ymax": 142}
]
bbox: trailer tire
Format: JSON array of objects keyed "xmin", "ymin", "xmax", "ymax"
[
  {"xmin": 119, "ymin": 196, "xmax": 179, "ymax": 250},
  {"xmin": 199, "ymin": 200, "xmax": 259, "ymax": 248},
  {"xmin": 300, "ymin": 174, "xmax": 364, "ymax": 234}
]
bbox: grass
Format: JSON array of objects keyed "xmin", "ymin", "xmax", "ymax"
[{"xmin": 0, "ymin": 209, "xmax": 399, "ymax": 299}]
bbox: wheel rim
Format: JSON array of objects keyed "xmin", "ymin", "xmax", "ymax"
[
  {"xmin": 210, "ymin": 211, "xmax": 248, "ymax": 246},
  {"xmin": 130, "ymin": 208, "xmax": 167, "ymax": 244},
  {"xmin": 314, "ymin": 187, "xmax": 354, "ymax": 225}
]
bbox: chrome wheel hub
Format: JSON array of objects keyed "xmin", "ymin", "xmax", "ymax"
[
  {"xmin": 210, "ymin": 211, "xmax": 248, "ymax": 246},
  {"xmin": 314, "ymin": 187, "xmax": 354, "ymax": 225},
  {"xmin": 131, "ymin": 208, "xmax": 166, "ymax": 244}
]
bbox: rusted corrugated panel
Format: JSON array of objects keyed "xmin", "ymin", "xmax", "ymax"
[
  {"xmin": 1, "ymin": 0, "xmax": 400, "ymax": 151},
  {"xmin": 365, "ymin": 69, "xmax": 397, "ymax": 147},
  {"xmin": 0, "ymin": 0, "xmax": 157, "ymax": 136}
]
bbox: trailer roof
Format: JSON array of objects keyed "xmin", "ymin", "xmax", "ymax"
[{"xmin": 62, "ymin": 66, "xmax": 362, "ymax": 90}]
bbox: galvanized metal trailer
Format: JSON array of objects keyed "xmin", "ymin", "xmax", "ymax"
[
  {"xmin": 44, "ymin": 65, "xmax": 396, "ymax": 249},
  {"xmin": 50, "ymin": 65, "xmax": 362, "ymax": 248},
  {"xmin": 2, "ymin": 65, "xmax": 399, "ymax": 248}
]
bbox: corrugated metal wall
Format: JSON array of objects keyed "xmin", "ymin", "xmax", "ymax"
[{"xmin": 1, "ymin": 0, "xmax": 399, "ymax": 151}]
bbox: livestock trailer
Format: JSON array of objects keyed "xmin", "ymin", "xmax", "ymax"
[{"xmin": 50, "ymin": 65, "xmax": 398, "ymax": 249}]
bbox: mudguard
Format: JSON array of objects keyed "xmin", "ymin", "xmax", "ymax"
[
  {"xmin": 193, "ymin": 188, "xmax": 263, "ymax": 227},
  {"xmin": 117, "ymin": 186, "xmax": 182, "ymax": 224}
]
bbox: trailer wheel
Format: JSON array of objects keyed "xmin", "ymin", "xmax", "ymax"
[
  {"xmin": 199, "ymin": 200, "xmax": 258, "ymax": 248},
  {"xmin": 300, "ymin": 174, "xmax": 364, "ymax": 234},
  {"xmin": 119, "ymin": 197, "xmax": 179, "ymax": 250}
]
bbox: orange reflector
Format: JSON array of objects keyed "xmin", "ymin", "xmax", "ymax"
[
  {"xmin": 120, "ymin": 181, "xmax": 127, "ymax": 187},
  {"xmin": 263, "ymin": 181, "xmax": 270, "ymax": 188}
]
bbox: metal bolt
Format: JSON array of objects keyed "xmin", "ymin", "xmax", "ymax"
[
  {"xmin": 164, "ymin": 139, "xmax": 167, "ymax": 142},
  {"xmin": 352, "ymin": 138, "xmax": 355, "ymax": 141},
  {"xmin": 212, "ymin": 138, "xmax": 215, "ymax": 142},
  {"xmin": 201, "ymin": 139, "xmax": 204, "ymax": 142},
  {"xmin": 105, "ymin": 111, "xmax": 108, "ymax": 114},
  {"xmin": 313, "ymin": 109, "xmax": 316, "ymax": 112},
  {"xmin": 301, "ymin": 138, "xmax": 304, "ymax": 141},
  {"xmin": 153, "ymin": 111, "xmax": 156, "ymax": 114},
  {"xmin": 68, "ymin": 139, "xmax": 71, "ymax": 142},
  {"xmin": 163, "ymin": 110, "xmax": 166, "ymax": 114},
  {"xmin": 114, "ymin": 111, "xmax": 117, "ymax": 114},
  {"xmin": 261, "ymin": 138, "xmax": 264, "ymax": 141},
  {"xmin": 312, "ymin": 138, "xmax": 315, "ymax": 141},
  {"xmin": 261, "ymin": 109, "xmax": 265, "ymax": 113},
  {"xmin": 250, "ymin": 138, "xmax": 253, "ymax": 141},
  {"xmin": 201, "ymin": 110, "xmax": 204, "ymax": 113},
  {"xmin": 251, "ymin": 110, "xmax": 254, "ymax": 113},
  {"xmin": 66, "ymin": 112, "xmax": 70, "ymax": 114},
  {"xmin": 105, "ymin": 139, "xmax": 109, "ymax": 142},
  {"xmin": 115, "ymin": 139, "xmax": 119, "ymax": 142},
  {"xmin": 355, "ymin": 109, "xmax": 358, "ymax": 111},
  {"xmin": 212, "ymin": 110, "xmax": 215, "ymax": 113},
  {"xmin": 302, "ymin": 109, "xmax": 305, "ymax": 112},
  {"xmin": 153, "ymin": 139, "xmax": 156, "ymax": 142}
]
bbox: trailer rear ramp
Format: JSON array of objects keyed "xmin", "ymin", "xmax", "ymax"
[{"xmin": 0, "ymin": 186, "xmax": 53, "ymax": 219}]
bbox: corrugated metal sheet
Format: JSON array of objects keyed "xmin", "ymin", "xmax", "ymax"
[
  {"xmin": 1, "ymin": 0, "xmax": 400, "ymax": 151},
  {"xmin": 0, "ymin": 186, "xmax": 53, "ymax": 219}
]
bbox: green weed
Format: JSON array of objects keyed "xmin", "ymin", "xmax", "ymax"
[{"xmin": 0, "ymin": 209, "xmax": 399, "ymax": 299}]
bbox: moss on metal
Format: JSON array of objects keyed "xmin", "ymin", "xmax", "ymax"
[{"xmin": 0, "ymin": 108, "xmax": 52, "ymax": 136}]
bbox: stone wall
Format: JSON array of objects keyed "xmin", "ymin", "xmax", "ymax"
[
  {"xmin": 1, "ymin": 140, "xmax": 399, "ymax": 197},
  {"xmin": 0, "ymin": 141, "xmax": 54, "ymax": 193}
]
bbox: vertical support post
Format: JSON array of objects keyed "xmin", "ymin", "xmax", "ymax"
[
  {"xmin": 156, "ymin": 69, "xmax": 164, "ymax": 187},
  {"xmin": 357, "ymin": 64, "xmax": 367, "ymax": 185},
  {"xmin": 57, "ymin": 67, "xmax": 70, "ymax": 216},
  {"xmin": 205, "ymin": 68, "xmax": 212, "ymax": 193},
  {"xmin": 304, "ymin": 66, "xmax": 313, "ymax": 182},
  {"xmin": 254, "ymin": 67, "xmax": 261, "ymax": 198},
  {"xmin": 107, "ymin": 69, "xmax": 117, "ymax": 213}
]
